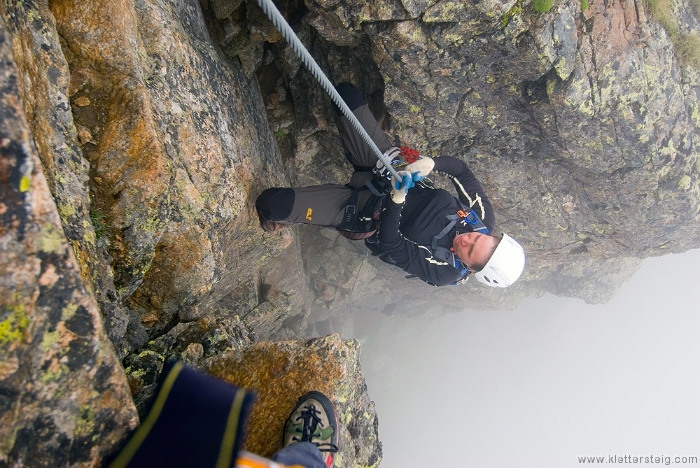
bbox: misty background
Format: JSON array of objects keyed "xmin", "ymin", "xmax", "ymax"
[{"xmin": 354, "ymin": 249, "xmax": 700, "ymax": 467}]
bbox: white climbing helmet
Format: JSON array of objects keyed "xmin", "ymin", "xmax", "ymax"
[{"xmin": 474, "ymin": 233, "xmax": 525, "ymax": 288}]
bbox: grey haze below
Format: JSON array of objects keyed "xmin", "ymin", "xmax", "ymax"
[{"xmin": 356, "ymin": 249, "xmax": 700, "ymax": 467}]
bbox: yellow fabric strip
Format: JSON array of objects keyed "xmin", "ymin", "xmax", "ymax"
[
  {"xmin": 216, "ymin": 388, "xmax": 247, "ymax": 468},
  {"xmin": 108, "ymin": 361, "xmax": 184, "ymax": 468}
]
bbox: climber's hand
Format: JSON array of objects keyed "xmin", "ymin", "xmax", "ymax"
[
  {"xmin": 405, "ymin": 157, "xmax": 435, "ymax": 182},
  {"xmin": 391, "ymin": 171, "xmax": 415, "ymax": 204}
]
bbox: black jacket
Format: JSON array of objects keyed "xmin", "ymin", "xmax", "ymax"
[{"xmin": 378, "ymin": 156, "xmax": 495, "ymax": 286}]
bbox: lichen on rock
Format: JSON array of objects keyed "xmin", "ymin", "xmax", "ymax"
[
  {"xmin": 205, "ymin": 334, "xmax": 382, "ymax": 467},
  {"xmin": 0, "ymin": 14, "xmax": 138, "ymax": 464}
]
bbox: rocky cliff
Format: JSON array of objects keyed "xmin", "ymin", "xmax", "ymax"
[
  {"xmin": 208, "ymin": 0, "xmax": 700, "ymax": 318},
  {"xmin": 1, "ymin": 0, "xmax": 699, "ymax": 464},
  {"xmin": 0, "ymin": 12, "xmax": 138, "ymax": 464}
]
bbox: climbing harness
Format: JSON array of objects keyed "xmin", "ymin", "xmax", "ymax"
[
  {"xmin": 254, "ymin": 0, "xmax": 401, "ymax": 180},
  {"xmin": 337, "ymin": 177, "xmax": 389, "ymax": 235}
]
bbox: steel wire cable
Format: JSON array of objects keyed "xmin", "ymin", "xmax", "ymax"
[{"xmin": 253, "ymin": 0, "xmax": 401, "ymax": 179}]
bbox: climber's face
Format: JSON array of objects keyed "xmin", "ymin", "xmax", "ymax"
[{"xmin": 452, "ymin": 232, "xmax": 499, "ymax": 271}]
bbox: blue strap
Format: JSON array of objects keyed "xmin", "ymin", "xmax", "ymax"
[
  {"xmin": 365, "ymin": 179, "xmax": 385, "ymax": 196},
  {"xmin": 428, "ymin": 206, "xmax": 489, "ymax": 285},
  {"xmin": 431, "ymin": 219, "xmax": 458, "ymax": 251},
  {"xmin": 460, "ymin": 210, "xmax": 489, "ymax": 233}
]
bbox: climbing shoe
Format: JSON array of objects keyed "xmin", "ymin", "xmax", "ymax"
[
  {"xmin": 283, "ymin": 391, "xmax": 339, "ymax": 467},
  {"xmin": 261, "ymin": 220, "xmax": 289, "ymax": 232}
]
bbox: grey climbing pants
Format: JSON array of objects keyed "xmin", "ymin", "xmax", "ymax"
[
  {"xmin": 255, "ymin": 83, "xmax": 392, "ymax": 229},
  {"xmin": 271, "ymin": 442, "xmax": 327, "ymax": 468}
]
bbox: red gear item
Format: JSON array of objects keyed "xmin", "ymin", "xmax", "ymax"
[{"xmin": 399, "ymin": 146, "xmax": 420, "ymax": 163}]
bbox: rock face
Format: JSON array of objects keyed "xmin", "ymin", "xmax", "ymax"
[
  {"xmin": 121, "ymin": 319, "xmax": 382, "ymax": 466},
  {"xmin": 208, "ymin": 0, "xmax": 700, "ymax": 313},
  {"xmin": 0, "ymin": 0, "xmax": 318, "ymax": 465},
  {"xmin": 122, "ymin": 313, "xmax": 255, "ymax": 417},
  {"xmin": 0, "ymin": 14, "xmax": 138, "ymax": 466},
  {"xmin": 5, "ymin": 0, "xmax": 697, "ymax": 348},
  {"xmin": 3, "ymin": 0, "xmax": 316, "ymax": 360},
  {"xmin": 206, "ymin": 334, "xmax": 381, "ymax": 468}
]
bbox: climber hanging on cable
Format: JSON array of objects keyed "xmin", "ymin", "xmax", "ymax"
[{"xmin": 255, "ymin": 83, "xmax": 525, "ymax": 288}]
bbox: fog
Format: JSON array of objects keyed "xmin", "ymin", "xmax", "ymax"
[{"xmin": 355, "ymin": 249, "xmax": 700, "ymax": 467}]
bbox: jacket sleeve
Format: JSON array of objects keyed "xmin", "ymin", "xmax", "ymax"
[
  {"xmin": 378, "ymin": 198, "xmax": 460, "ymax": 287},
  {"xmin": 432, "ymin": 156, "xmax": 495, "ymax": 231}
]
